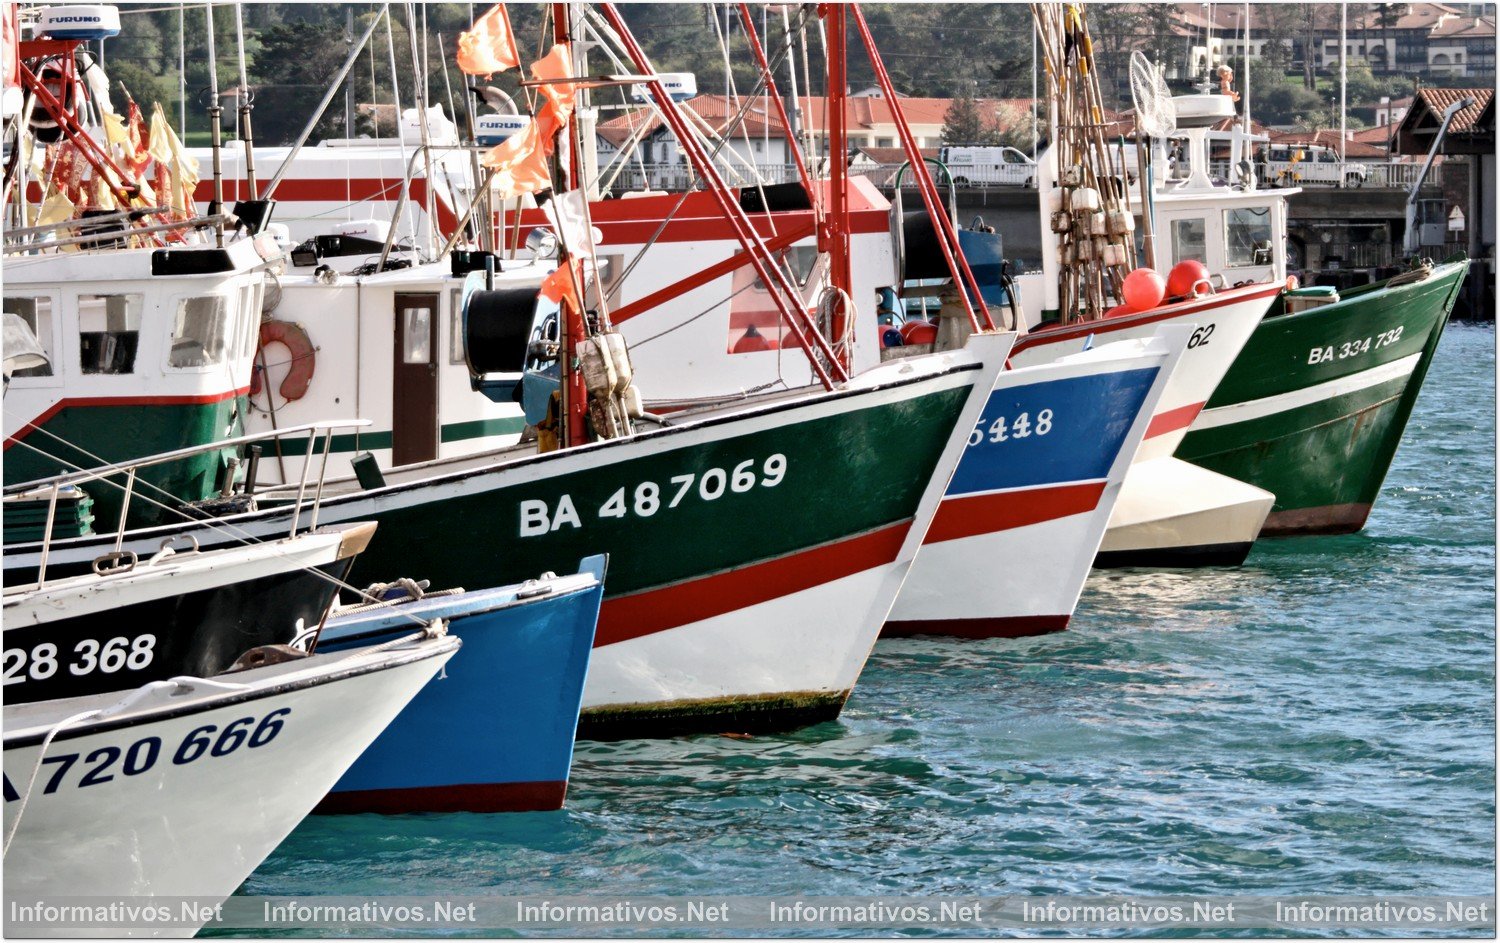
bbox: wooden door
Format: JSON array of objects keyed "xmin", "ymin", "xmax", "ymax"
[{"xmin": 392, "ymin": 292, "xmax": 439, "ymax": 466}]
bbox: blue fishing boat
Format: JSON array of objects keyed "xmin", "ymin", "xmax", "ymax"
[{"xmin": 314, "ymin": 556, "xmax": 605, "ymax": 813}]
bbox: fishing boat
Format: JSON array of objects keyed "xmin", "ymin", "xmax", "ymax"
[
  {"xmin": 2, "ymin": 630, "xmax": 459, "ymax": 937},
  {"xmin": 1179, "ymin": 262, "xmax": 1466, "ymax": 536},
  {"xmin": 1022, "ymin": 44, "xmax": 1467, "ymax": 538},
  {"xmin": 0, "ymin": 6, "xmax": 1016, "ymax": 732},
  {"xmin": 315, "ymin": 555, "xmax": 604, "ymax": 813},
  {"xmin": 3, "ymin": 7, "xmax": 283, "ymax": 527},
  {"xmin": 3, "ymin": 422, "xmax": 374, "ymax": 704},
  {"xmin": 5, "ymin": 19, "xmax": 1012, "ymax": 732}
]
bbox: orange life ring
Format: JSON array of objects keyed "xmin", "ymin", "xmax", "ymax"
[{"xmin": 251, "ymin": 320, "xmax": 316, "ymax": 402}]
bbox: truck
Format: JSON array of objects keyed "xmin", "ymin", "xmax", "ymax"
[{"xmin": 1261, "ymin": 143, "xmax": 1369, "ymax": 188}]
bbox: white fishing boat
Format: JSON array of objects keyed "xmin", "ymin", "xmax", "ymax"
[
  {"xmin": 4, "ymin": 421, "xmax": 378, "ymax": 704},
  {"xmin": 3, "ymin": 6, "xmax": 285, "ymax": 526},
  {"xmin": 2, "ymin": 630, "xmax": 459, "ymax": 937}
]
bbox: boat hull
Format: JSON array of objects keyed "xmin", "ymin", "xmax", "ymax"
[
  {"xmin": 1179, "ymin": 261, "xmax": 1466, "ymax": 536},
  {"xmin": 315, "ymin": 560, "xmax": 604, "ymax": 813},
  {"xmin": 2, "ymin": 525, "xmax": 372, "ymax": 704},
  {"xmin": 3, "ymin": 345, "xmax": 1003, "ymax": 738},
  {"xmin": 1094, "ymin": 458, "xmax": 1273, "ymax": 567},
  {"xmin": 1008, "ymin": 284, "xmax": 1278, "ymax": 565},
  {"xmin": 2, "ymin": 638, "xmax": 457, "ymax": 937},
  {"xmin": 885, "ymin": 333, "xmax": 1182, "ymax": 638}
]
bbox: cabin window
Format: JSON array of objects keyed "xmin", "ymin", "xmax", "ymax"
[
  {"xmin": 169, "ymin": 295, "xmax": 229, "ymax": 368},
  {"xmin": 449, "ymin": 288, "xmax": 466, "ymax": 364},
  {"xmin": 3, "ymin": 296, "xmax": 55, "ymax": 377},
  {"xmin": 78, "ymin": 293, "xmax": 144, "ymax": 375},
  {"xmin": 1170, "ymin": 218, "xmax": 1207, "ymax": 265},
  {"xmin": 237, "ymin": 283, "xmax": 262, "ymax": 359},
  {"xmin": 403, "ymin": 306, "xmax": 432, "ymax": 363},
  {"xmin": 1225, "ymin": 207, "xmax": 1273, "ymax": 267}
]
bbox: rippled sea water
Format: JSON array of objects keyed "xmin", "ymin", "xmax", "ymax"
[{"xmin": 234, "ymin": 325, "xmax": 1495, "ymax": 935}]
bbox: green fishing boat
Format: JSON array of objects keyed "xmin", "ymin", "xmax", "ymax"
[{"xmin": 1179, "ymin": 258, "xmax": 1467, "ymax": 535}]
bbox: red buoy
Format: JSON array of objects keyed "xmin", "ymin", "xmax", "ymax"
[
  {"xmin": 1166, "ymin": 259, "xmax": 1211, "ymax": 299},
  {"xmin": 1121, "ymin": 268, "xmax": 1166, "ymax": 312}
]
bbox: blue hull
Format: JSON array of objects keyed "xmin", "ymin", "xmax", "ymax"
[{"xmin": 315, "ymin": 556, "xmax": 606, "ymax": 813}]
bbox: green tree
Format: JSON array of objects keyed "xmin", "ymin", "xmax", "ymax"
[{"xmin": 941, "ymin": 83, "xmax": 988, "ymax": 144}]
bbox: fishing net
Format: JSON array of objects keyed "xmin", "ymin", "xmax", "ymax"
[{"xmin": 1129, "ymin": 52, "xmax": 1175, "ymax": 139}]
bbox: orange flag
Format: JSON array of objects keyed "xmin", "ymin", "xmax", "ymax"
[
  {"xmin": 457, "ymin": 5, "xmax": 520, "ymax": 77},
  {"xmin": 480, "ymin": 119, "xmax": 552, "ymax": 198},
  {"xmin": 540, "ymin": 259, "xmax": 584, "ymax": 312},
  {"xmin": 530, "ymin": 43, "xmax": 576, "ymax": 145}
]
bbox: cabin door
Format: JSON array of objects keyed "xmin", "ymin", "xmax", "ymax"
[{"xmin": 392, "ymin": 292, "xmax": 440, "ymax": 466}]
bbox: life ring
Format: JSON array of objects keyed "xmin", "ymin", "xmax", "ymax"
[{"xmin": 250, "ymin": 320, "xmax": 316, "ymax": 402}]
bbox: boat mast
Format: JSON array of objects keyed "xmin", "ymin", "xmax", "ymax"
[
  {"xmin": 233, "ymin": 4, "xmax": 257, "ymax": 200},
  {"xmin": 204, "ymin": 4, "xmax": 224, "ymax": 246}
]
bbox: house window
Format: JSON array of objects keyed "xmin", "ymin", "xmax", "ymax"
[
  {"xmin": 78, "ymin": 293, "xmax": 143, "ymax": 375},
  {"xmin": 169, "ymin": 295, "xmax": 229, "ymax": 368},
  {"xmin": 3, "ymin": 296, "xmax": 55, "ymax": 377},
  {"xmin": 875, "ymin": 137, "xmax": 894, "ymax": 148}
]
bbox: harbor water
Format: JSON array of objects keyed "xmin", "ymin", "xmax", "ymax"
[{"xmin": 232, "ymin": 325, "xmax": 1494, "ymax": 929}]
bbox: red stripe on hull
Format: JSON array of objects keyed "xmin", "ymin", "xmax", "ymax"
[
  {"xmin": 1011, "ymin": 284, "xmax": 1282, "ymax": 353},
  {"xmin": 1143, "ymin": 400, "xmax": 1206, "ymax": 440},
  {"xmin": 882, "ymin": 614, "xmax": 1071, "ymax": 639},
  {"xmin": 925, "ymin": 481, "xmax": 1107, "ymax": 544},
  {"xmin": 4, "ymin": 386, "xmax": 250, "ymax": 450},
  {"xmin": 316, "ymin": 779, "xmax": 568, "ymax": 814},
  {"xmin": 596, "ymin": 521, "xmax": 913, "ymax": 647},
  {"xmin": 1261, "ymin": 502, "xmax": 1372, "ymax": 536}
]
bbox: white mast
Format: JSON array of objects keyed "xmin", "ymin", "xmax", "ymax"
[{"xmin": 1339, "ymin": 1, "xmax": 1348, "ymax": 162}]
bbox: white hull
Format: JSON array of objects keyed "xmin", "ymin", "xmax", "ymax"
[
  {"xmin": 3, "ymin": 637, "xmax": 458, "ymax": 937},
  {"xmin": 1097, "ymin": 457, "xmax": 1274, "ymax": 564},
  {"xmin": 585, "ymin": 562, "xmax": 899, "ymax": 713},
  {"xmin": 888, "ymin": 331, "xmax": 1187, "ymax": 635}
]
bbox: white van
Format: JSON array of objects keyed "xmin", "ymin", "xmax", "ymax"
[
  {"xmin": 1262, "ymin": 143, "xmax": 1368, "ymax": 188},
  {"xmin": 937, "ymin": 146, "xmax": 1037, "ymax": 187}
]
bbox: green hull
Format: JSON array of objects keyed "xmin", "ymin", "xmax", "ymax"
[
  {"xmin": 1179, "ymin": 260, "xmax": 1467, "ymax": 535},
  {"xmin": 3, "ymin": 398, "xmax": 246, "ymax": 532}
]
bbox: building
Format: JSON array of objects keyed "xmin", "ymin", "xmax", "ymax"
[
  {"xmin": 594, "ymin": 93, "xmax": 1045, "ymax": 190},
  {"xmin": 1392, "ymin": 87, "xmax": 1495, "ymax": 318},
  {"xmin": 1189, "ymin": 2, "xmax": 1495, "ymax": 76}
]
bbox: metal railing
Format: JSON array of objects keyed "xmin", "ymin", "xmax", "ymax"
[
  {"xmin": 5, "ymin": 419, "xmax": 370, "ymax": 587},
  {"xmin": 604, "ymin": 161, "xmax": 801, "ymax": 192},
  {"xmin": 1208, "ymin": 159, "xmax": 1444, "ymax": 190}
]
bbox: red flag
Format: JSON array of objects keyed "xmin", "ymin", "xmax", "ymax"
[
  {"xmin": 125, "ymin": 98, "xmax": 150, "ymax": 177},
  {"xmin": 457, "ymin": 5, "xmax": 520, "ymax": 77}
]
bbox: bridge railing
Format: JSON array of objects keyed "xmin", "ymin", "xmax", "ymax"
[{"xmin": 1208, "ymin": 159, "xmax": 1443, "ymax": 190}]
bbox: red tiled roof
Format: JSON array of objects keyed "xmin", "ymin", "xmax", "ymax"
[
  {"xmin": 1429, "ymin": 14, "xmax": 1496, "ymax": 37},
  {"xmin": 1413, "ymin": 87, "xmax": 1495, "ymax": 134},
  {"xmin": 855, "ymin": 146, "xmax": 939, "ymax": 165},
  {"xmin": 1270, "ymin": 129, "xmax": 1388, "ymax": 158},
  {"xmin": 596, "ymin": 94, "xmax": 1048, "ymax": 145}
]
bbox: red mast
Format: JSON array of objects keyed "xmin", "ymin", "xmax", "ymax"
[{"xmin": 823, "ymin": 4, "xmax": 851, "ymax": 366}]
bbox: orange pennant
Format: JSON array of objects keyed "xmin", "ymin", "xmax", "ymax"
[
  {"xmin": 480, "ymin": 119, "xmax": 552, "ymax": 198},
  {"xmin": 540, "ymin": 260, "xmax": 583, "ymax": 312},
  {"xmin": 457, "ymin": 5, "xmax": 520, "ymax": 77},
  {"xmin": 530, "ymin": 44, "xmax": 576, "ymax": 154}
]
